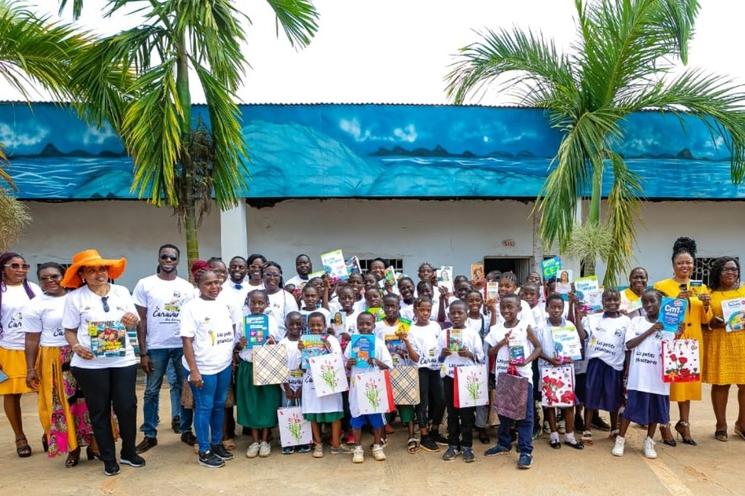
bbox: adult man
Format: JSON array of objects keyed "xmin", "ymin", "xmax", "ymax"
[
  {"xmin": 221, "ymin": 256, "xmax": 250, "ymax": 310},
  {"xmin": 133, "ymin": 244, "xmax": 195, "ymax": 453},
  {"xmin": 285, "ymin": 254, "xmax": 313, "ymax": 289}
]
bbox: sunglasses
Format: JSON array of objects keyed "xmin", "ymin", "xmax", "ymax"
[
  {"xmin": 101, "ymin": 296, "xmax": 110, "ymax": 313},
  {"xmin": 160, "ymin": 254, "xmax": 178, "ymax": 261},
  {"xmin": 4, "ymin": 263, "xmax": 30, "ymax": 270}
]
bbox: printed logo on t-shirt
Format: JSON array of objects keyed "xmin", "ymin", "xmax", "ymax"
[
  {"xmin": 151, "ymin": 291, "xmax": 187, "ymax": 323},
  {"xmin": 7, "ymin": 312, "xmax": 22, "ymax": 331}
]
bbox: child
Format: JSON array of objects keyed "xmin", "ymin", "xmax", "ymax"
[
  {"xmin": 299, "ymin": 284, "xmax": 330, "ymax": 327},
  {"xmin": 406, "ymin": 297, "xmax": 446, "ymax": 451},
  {"xmin": 278, "ymin": 312, "xmax": 310, "ymax": 454},
  {"xmin": 364, "ymin": 287, "xmax": 384, "ymax": 321},
  {"xmin": 521, "ymin": 283, "xmax": 546, "ymax": 439},
  {"xmin": 417, "ymin": 263, "xmax": 437, "ymax": 286},
  {"xmin": 497, "ymin": 272, "xmax": 536, "ymax": 329},
  {"xmin": 612, "ymin": 290, "xmax": 672, "ymax": 459},
  {"xmin": 344, "ymin": 312, "xmax": 393, "ymax": 463},
  {"xmin": 576, "ymin": 288, "xmax": 631, "ymax": 444},
  {"xmin": 236, "ymin": 290, "xmax": 282, "ymax": 459},
  {"xmin": 439, "ymin": 300, "xmax": 485, "ymax": 463},
  {"xmin": 484, "ymin": 294, "xmax": 543, "ymax": 469},
  {"xmin": 368, "ymin": 258, "xmax": 387, "ymax": 283},
  {"xmin": 363, "ymin": 273, "xmax": 378, "ymax": 292},
  {"xmin": 539, "ymin": 293, "xmax": 585, "ymax": 449},
  {"xmin": 417, "ymin": 280, "xmax": 444, "ymax": 322},
  {"xmin": 300, "ymin": 312, "xmax": 350, "ymax": 458},
  {"xmin": 347, "ymin": 273, "xmax": 367, "ymax": 313},
  {"xmin": 465, "ymin": 290, "xmax": 497, "ymax": 445},
  {"xmin": 398, "ymin": 277, "xmax": 416, "ymax": 321},
  {"xmin": 328, "ymin": 285, "xmax": 361, "ymax": 337}
]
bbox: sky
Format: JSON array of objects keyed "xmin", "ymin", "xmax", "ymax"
[{"xmin": 2, "ymin": 0, "xmax": 745, "ymax": 105}]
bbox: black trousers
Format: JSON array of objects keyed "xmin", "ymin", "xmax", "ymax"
[
  {"xmin": 417, "ymin": 368, "xmax": 445, "ymax": 428},
  {"xmin": 71, "ymin": 364, "xmax": 138, "ymax": 462},
  {"xmin": 443, "ymin": 376, "xmax": 475, "ymax": 448}
]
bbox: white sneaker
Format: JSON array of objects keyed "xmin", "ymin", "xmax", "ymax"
[
  {"xmin": 643, "ymin": 436, "xmax": 657, "ymax": 459},
  {"xmin": 371, "ymin": 443, "xmax": 386, "ymax": 461},
  {"xmin": 611, "ymin": 436, "xmax": 625, "ymax": 457},
  {"xmin": 246, "ymin": 442, "xmax": 260, "ymax": 458},
  {"xmin": 352, "ymin": 445, "xmax": 364, "ymax": 463},
  {"xmin": 312, "ymin": 443, "xmax": 324, "ymax": 458},
  {"xmin": 258, "ymin": 441, "xmax": 271, "ymax": 458}
]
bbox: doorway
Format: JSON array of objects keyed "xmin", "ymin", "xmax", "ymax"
[{"xmin": 483, "ymin": 257, "xmax": 533, "ymax": 284}]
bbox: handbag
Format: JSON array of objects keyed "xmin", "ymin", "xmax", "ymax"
[
  {"xmin": 493, "ymin": 372, "xmax": 529, "ymax": 420},
  {"xmin": 277, "ymin": 405, "xmax": 313, "ymax": 447},
  {"xmin": 389, "ymin": 365, "xmax": 420, "ymax": 405},
  {"xmin": 662, "ymin": 339, "xmax": 701, "ymax": 383},
  {"xmin": 253, "ymin": 344, "xmax": 289, "ymax": 386},
  {"xmin": 351, "ymin": 369, "xmax": 395, "ymax": 415},
  {"xmin": 308, "ymin": 353, "xmax": 349, "ymax": 397},
  {"xmin": 540, "ymin": 365, "xmax": 575, "ymax": 407},
  {"xmin": 453, "ymin": 364, "xmax": 489, "ymax": 408}
]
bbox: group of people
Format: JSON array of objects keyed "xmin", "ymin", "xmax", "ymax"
[{"xmin": 0, "ymin": 235, "xmax": 743, "ymax": 475}]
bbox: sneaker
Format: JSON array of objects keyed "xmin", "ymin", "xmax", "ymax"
[
  {"xmin": 180, "ymin": 431, "xmax": 196, "ymax": 446},
  {"xmin": 120, "ymin": 454, "xmax": 146, "ymax": 468},
  {"xmin": 103, "ymin": 460, "xmax": 120, "ymax": 476},
  {"xmin": 211, "ymin": 444, "xmax": 235, "ymax": 461},
  {"xmin": 430, "ymin": 431, "xmax": 449, "ymax": 445},
  {"xmin": 312, "ymin": 444, "xmax": 324, "ymax": 458},
  {"xmin": 246, "ymin": 442, "xmax": 260, "ymax": 459},
  {"xmin": 198, "ymin": 450, "xmax": 225, "ymax": 468},
  {"xmin": 258, "ymin": 441, "xmax": 271, "ymax": 458},
  {"xmin": 419, "ymin": 435, "xmax": 440, "ymax": 452},
  {"xmin": 171, "ymin": 416, "xmax": 180, "ymax": 434},
  {"xmin": 442, "ymin": 446, "xmax": 460, "ymax": 461},
  {"xmin": 281, "ymin": 446, "xmax": 296, "ymax": 455},
  {"xmin": 352, "ymin": 445, "xmax": 364, "ymax": 463},
  {"xmin": 371, "ymin": 444, "xmax": 386, "ymax": 461},
  {"xmin": 643, "ymin": 436, "xmax": 658, "ymax": 459},
  {"xmin": 330, "ymin": 444, "xmax": 352, "ymax": 455},
  {"xmin": 297, "ymin": 444, "xmax": 311, "ymax": 454},
  {"xmin": 611, "ymin": 436, "xmax": 626, "ymax": 457},
  {"xmin": 135, "ymin": 437, "xmax": 157, "ymax": 454},
  {"xmin": 592, "ymin": 415, "xmax": 612, "ymax": 431},
  {"xmin": 517, "ymin": 453, "xmax": 533, "ymax": 469},
  {"xmin": 462, "ymin": 447, "xmax": 475, "ymax": 463},
  {"xmin": 484, "ymin": 444, "xmax": 511, "ymax": 457}
]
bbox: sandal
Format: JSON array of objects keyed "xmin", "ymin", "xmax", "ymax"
[
  {"xmin": 42, "ymin": 435, "xmax": 48, "ymax": 453},
  {"xmin": 675, "ymin": 420, "xmax": 697, "ymax": 446},
  {"xmin": 565, "ymin": 440, "xmax": 585, "ymax": 450},
  {"xmin": 407, "ymin": 438, "xmax": 418, "ymax": 454},
  {"xmin": 65, "ymin": 448, "xmax": 81, "ymax": 468},
  {"xmin": 734, "ymin": 423, "xmax": 745, "ymax": 441},
  {"xmin": 660, "ymin": 424, "xmax": 676, "ymax": 447},
  {"xmin": 714, "ymin": 430, "xmax": 728, "ymax": 442},
  {"xmin": 581, "ymin": 431, "xmax": 593, "ymax": 445},
  {"xmin": 86, "ymin": 446, "xmax": 101, "ymax": 461},
  {"xmin": 15, "ymin": 436, "xmax": 32, "ymax": 458}
]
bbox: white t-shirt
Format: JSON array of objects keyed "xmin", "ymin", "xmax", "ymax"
[
  {"xmin": 345, "ymin": 338, "xmax": 393, "ymax": 418},
  {"xmin": 220, "ymin": 278, "xmax": 251, "ymax": 312},
  {"xmin": 353, "ymin": 299, "xmax": 367, "ymax": 313},
  {"xmin": 285, "ymin": 275, "xmax": 309, "ymax": 289},
  {"xmin": 538, "ymin": 319, "xmax": 579, "ymax": 369},
  {"xmin": 0, "ymin": 282, "xmax": 40, "ymax": 350},
  {"xmin": 301, "ymin": 335, "xmax": 344, "ymax": 414},
  {"xmin": 626, "ymin": 316, "xmax": 670, "ymax": 396},
  {"xmin": 180, "ymin": 297, "xmax": 241, "ymax": 375},
  {"xmin": 279, "ymin": 337, "xmax": 303, "ymax": 392},
  {"xmin": 300, "ymin": 307, "xmax": 331, "ymax": 329},
  {"xmin": 62, "ymin": 284, "xmax": 138, "ymax": 369},
  {"xmin": 495, "ymin": 299, "xmax": 536, "ymax": 329},
  {"xmin": 267, "ymin": 290, "xmax": 299, "ymax": 337},
  {"xmin": 437, "ymin": 325, "xmax": 485, "ymax": 378},
  {"xmin": 466, "ymin": 314, "xmax": 491, "ymax": 339},
  {"xmin": 132, "ymin": 275, "xmax": 194, "ymax": 350},
  {"xmin": 409, "ymin": 321, "xmax": 442, "ymax": 370},
  {"xmin": 485, "ymin": 319, "xmax": 535, "ymax": 384},
  {"xmin": 22, "ymin": 293, "xmax": 67, "ymax": 347},
  {"xmin": 583, "ymin": 314, "xmax": 631, "ymax": 371},
  {"xmin": 238, "ymin": 313, "xmax": 281, "ymax": 362}
]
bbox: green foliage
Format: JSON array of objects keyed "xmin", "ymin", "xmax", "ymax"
[{"xmin": 0, "ymin": 190, "xmax": 31, "ymax": 251}]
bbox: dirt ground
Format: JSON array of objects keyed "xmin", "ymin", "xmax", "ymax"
[{"xmin": 1, "ymin": 380, "xmax": 744, "ymax": 496}]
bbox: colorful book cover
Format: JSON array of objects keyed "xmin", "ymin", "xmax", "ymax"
[
  {"xmin": 396, "ymin": 318, "xmax": 411, "ymax": 337},
  {"xmin": 367, "ymin": 307, "xmax": 385, "ymax": 322},
  {"xmin": 485, "ymin": 281, "xmax": 499, "ymax": 301},
  {"xmin": 541, "ymin": 256, "xmax": 561, "ymax": 280},
  {"xmin": 320, "ymin": 249, "xmax": 349, "ymax": 282},
  {"xmin": 574, "ymin": 275, "xmax": 598, "ymax": 296},
  {"xmin": 721, "ymin": 297, "xmax": 745, "ymax": 333},
  {"xmin": 350, "ymin": 334, "xmax": 376, "ymax": 367},
  {"xmin": 330, "ymin": 311, "xmax": 346, "ymax": 335},
  {"xmin": 658, "ymin": 297, "xmax": 688, "ymax": 333},
  {"xmin": 688, "ymin": 279, "xmax": 704, "ymax": 296},
  {"xmin": 244, "ymin": 313, "xmax": 269, "ymax": 349},
  {"xmin": 551, "ymin": 325, "xmax": 582, "ymax": 361},
  {"xmin": 582, "ymin": 288, "xmax": 604, "ymax": 314},
  {"xmin": 88, "ymin": 320, "xmax": 127, "ymax": 358},
  {"xmin": 662, "ymin": 339, "xmax": 700, "ymax": 383},
  {"xmin": 300, "ymin": 334, "xmax": 326, "ymax": 369},
  {"xmin": 471, "ymin": 262, "xmax": 484, "ymax": 283},
  {"xmin": 384, "ymin": 266, "xmax": 398, "ymax": 286},
  {"xmin": 557, "ymin": 269, "xmax": 573, "ymax": 285},
  {"xmin": 509, "ymin": 344, "xmax": 526, "ymax": 365},
  {"xmin": 437, "ymin": 266, "xmax": 454, "ymax": 293},
  {"xmin": 447, "ymin": 328, "xmax": 462, "ymax": 352},
  {"xmin": 345, "ymin": 256, "xmax": 362, "ymax": 275}
]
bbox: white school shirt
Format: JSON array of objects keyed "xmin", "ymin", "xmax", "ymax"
[
  {"xmin": 220, "ymin": 278, "xmax": 251, "ymax": 312},
  {"xmin": 485, "ymin": 319, "xmax": 534, "ymax": 384},
  {"xmin": 495, "ymin": 299, "xmax": 537, "ymax": 329},
  {"xmin": 437, "ymin": 326, "xmax": 485, "ymax": 378},
  {"xmin": 22, "ymin": 293, "xmax": 67, "ymax": 347},
  {"xmin": 626, "ymin": 316, "xmax": 670, "ymax": 396},
  {"xmin": 285, "ymin": 275, "xmax": 309, "ymax": 289},
  {"xmin": 374, "ymin": 320, "xmax": 413, "ymax": 365},
  {"xmin": 238, "ymin": 313, "xmax": 281, "ymax": 362},
  {"xmin": 328, "ymin": 309, "xmax": 360, "ymax": 335},
  {"xmin": 132, "ymin": 275, "xmax": 194, "ymax": 350},
  {"xmin": 280, "ymin": 337, "xmax": 303, "ymax": 392},
  {"xmin": 344, "ymin": 338, "xmax": 393, "ymax": 418},
  {"xmin": 246, "ymin": 281, "xmax": 265, "ymax": 291},
  {"xmin": 267, "ymin": 290, "xmax": 299, "ymax": 338},
  {"xmin": 300, "ymin": 306, "xmax": 331, "ymax": 328},
  {"xmin": 0, "ymin": 282, "xmax": 40, "ymax": 350},
  {"xmin": 301, "ymin": 335, "xmax": 344, "ymax": 414},
  {"xmin": 582, "ymin": 313, "xmax": 631, "ymax": 371},
  {"xmin": 353, "ymin": 299, "xmax": 367, "ymax": 313},
  {"xmin": 466, "ymin": 314, "xmax": 491, "ymax": 339},
  {"xmin": 179, "ymin": 297, "xmax": 241, "ymax": 375},
  {"xmin": 62, "ymin": 284, "xmax": 138, "ymax": 369},
  {"xmin": 400, "ymin": 302, "xmax": 415, "ymax": 321},
  {"xmin": 409, "ymin": 321, "xmax": 442, "ymax": 370},
  {"xmin": 538, "ymin": 319, "xmax": 582, "ymax": 369}
]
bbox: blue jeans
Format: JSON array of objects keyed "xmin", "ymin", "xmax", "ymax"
[
  {"xmin": 497, "ymin": 383, "xmax": 534, "ymax": 455},
  {"xmin": 190, "ymin": 366, "xmax": 232, "ymax": 454},
  {"xmin": 140, "ymin": 348, "xmax": 185, "ymax": 438},
  {"xmin": 166, "ymin": 361, "xmax": 180, "ymax": 419}
]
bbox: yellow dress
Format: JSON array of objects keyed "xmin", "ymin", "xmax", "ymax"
[
  {"xmin": 653, "ymin": 278, "xmax": 712, "ymax": 402},
  {"xmin": 703, "ymin": 286, "xmax": 745, "ymax": 385}
]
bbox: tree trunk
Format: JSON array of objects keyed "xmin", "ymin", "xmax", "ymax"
[
  {"xmin": 582, "ymin": 164, "xmax": 603, "ymax": 277},
  {"xmin": 531, "ymin": 208, "xmax": 543, "ymax": 274}
]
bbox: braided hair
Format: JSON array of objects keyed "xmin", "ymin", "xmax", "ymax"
[
  {"xmin": 0, "ymin": 252, "xmax": 36, "ymax": 321},
  {"xmin": 672, "ymin": 237, "xmax": 697, "ymax": 262}
]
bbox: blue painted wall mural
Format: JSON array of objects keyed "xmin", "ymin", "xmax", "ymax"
[{"xmin": 1, "ymin": 102, "xmax": 743, "ymax": 200}]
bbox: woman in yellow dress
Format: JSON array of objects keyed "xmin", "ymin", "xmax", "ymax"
[
  {"xmin": 704, "ymin": 256, "xmax": 745, "ymax": 442},
  {"xmin": 621, "ymin": 267, "xmax": 648, "ymax": 313},
  {"xmin": 653, "ymin": 237, "xmax": 711, "ymax": 446}
]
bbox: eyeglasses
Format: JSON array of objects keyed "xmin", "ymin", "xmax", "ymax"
[
  {"xmin": 82, "ymin": 266, "xmax": 108, "ymax": 275},
  {"xmin": 39, "ymin": 274, "xmax": 62, "ymax": 282},
  {"xmin": 264, "ymin": 273, "xmax": 282, "ymax": 279},
  {"xmin": 160, "ymin": 254, "xmax": 178, "ymax": 261},
  {"xmin": 722, "ymin": 267, "xmax": 739, "ymax": 273},
  {"xmin": 4, "ymin": 263, "xmax": 30, "ymax": 270},
  {"xmin": 101, "ymin": 296, "xmax": 110, "ymax": 313}
]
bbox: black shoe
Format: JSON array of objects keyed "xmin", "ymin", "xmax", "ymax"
[
  {"xmin": 441, "ymin": 446, "xmax": 460, "ymax": 461},
  {"xmin": 211, "ymin": 444, "xmax": 235, "ymax": 461},
  {"xmin": 198, "ymin": 450, "xmax": 225, "ymax": 468},
  {"xmin": 171, "ymin": 417, "xmax": 180, "ymax": 434},
  {"xmin": 478, "ymin": 428, "xmax": 490, "ymax": 445},
  {"xmin": 462, "ymin": 447, "xmax": 475, "ymax": 463},
  {"xmin": 120, "ymin": 453, "xmax": 146, "ymax": 468},
  {"xmin": 181, "ymin": 431, "xmax": 196, "ymax": 446},
  {"xmin": 135, "ymin": 437, "xmax": 157, "ymax": 454},
  {"xmin": 430, "ymin": 431, "xmax": 449, "ymax": 446},
  {"xmin": 592, "ymin": 416, "xmax": 612, "ymax": 431},
  {"xmin": 103, "ymin": 460, "xmax": 120, "ymax": 476},
  {"xmin": 419, "ymin": 436, "xmax": 440, "ymax": 452}
]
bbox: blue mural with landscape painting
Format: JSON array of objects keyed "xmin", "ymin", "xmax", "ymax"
[{"xmin": 1, "ymin": 102, "xmax": 743, "ymax": 200}]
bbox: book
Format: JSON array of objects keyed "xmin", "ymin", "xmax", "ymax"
[
  {"xmin": 88, "ymin": 320, "xmax": 127, "ymax": 358},
  {"xmin": 689, "ymin": 279, "xmax": 704, "ymax": 296},
  {"xmin": 367, "ymin": 307, "xmax": 385, "ymax": 322},
  {"xmin": 582, "ymin": 288, "xmax": 604, "ymax": 314},
  {"xmin": 244, "ymin": 313, "xmax": 270, "ymax": 348},
  {"xmin": 300, "ymin": 334, "xmax": 327, "ymax": 369},
  {"xmin": 320, "ymin": 249, "xmax": 349, "ymax": 282},
  {"xmin": 436, "ymin": 266, "xmax": 454, "ymax": 293},
  {"xmin": 349, "ymin": 334, "xmax": 376, "ymax": 367},
  {"xmin": 658, "ymin": 297, "xmax": 688, "ymax": 333},
  {"xmin": 384, "ymin": 266, "xmax": 398, "ymax": 286},
  {"xmin": 447, "ymin": 328, "xmax": 462, "ymax": 352},
  {"xmin": 345, "ymin": 256, "xmax": 362, "ymax": 275},
  {"xmin": 541, "ymin": 257, "xmax": 561, "ymax": 280},
  {"xmin": 508, "ymin": 343, "xmax": 526, "ymax": 365},
  {"xmin": 384, "ymin": 334, "xmax": 407, "ymax": 366},
  {"xmin": 551, "ymin": 325, "xmax": 583, "ymax": 362},
  {"xmin": 485, "ymin": 281, "xmax": 499, "ymax": 301},
  {"xmin": 330, "ymin": 311, "xmax": 346, "ymax": 335},
  {"xmin": 557, "ymin": 269, "xmax": 573, "ymax": 285},
  {"xmin": 471, "ymin": 262, "xmax": 484, "ymax": 284},
  {"xmin": 396, "ymin": 318, "xmax": 411, "ymax": 337},
  {"xmin": 721, "ymin": 297, "xmax": 745, "ymax": 333},
  {"xmin": 574, "ymin": 275, "xmax": 599, "ymax": 297}
]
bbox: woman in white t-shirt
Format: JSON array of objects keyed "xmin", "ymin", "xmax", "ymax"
[
  {"xmin": 24, "ymin": 262, "xmax": 95, "ymax": 467},
  {"xmin": 0, "ymin": 251, "xmax": 39, "ymax": 458},
  {"xmin": 262, "ymin": 261, "xmax": 299, "ymax": 338},
  {"xmin": 181, "ymin": 269, "xmax": 241, "ymax": 469},
  {"xmin": 61, "ymin": 249, "xmax": 142, "ymax": 476}
]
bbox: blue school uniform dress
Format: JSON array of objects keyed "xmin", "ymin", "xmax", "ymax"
[{"xmin": 582, "ymin": 314, "xmax": 630, "ymax": 412}]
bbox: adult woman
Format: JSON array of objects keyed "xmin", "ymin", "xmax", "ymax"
[
  {"xmin": 703, "ymin": 256, "xmax": 745, "ymax": 442},
  {"xmin": 62, "ymin": 249, "xmax": 145, "ymax": 476},
  {"xmin": 653, "ymin": 237, "xmax": 711, "ymax": 446},
  {"xmin": 246, "ymin": 254, "xmax": 266, "ymax": 291},
  {"xmin": 0, "ymin": 252, "xmax": 40, "ymax": 457},
  {"xmin": 181, "ymin": 269, "xmax": 241, "ymax": 468},
  {"xmin": 621, "ymin": 267, "xmax": 649, "ymax": 313},
  {"xmin": 24, "ymin": 262, "xmax": 95, "ymax": 466},
  {"xmin": 263, "ymin": 262, "xmax": 299, "ymax": 337}
]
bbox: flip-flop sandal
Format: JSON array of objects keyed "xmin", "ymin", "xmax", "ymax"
[
  {"xmin": 581, "ymin": 431, "xmax": 593, "ymax": 445},
  {"xmin": 15, "ymin": 437, "xmax": 31, "ymax": 458},
  {"xmin": 734, "ymin": 424, "xmax": 745, "ymax": 441},
  {"xmin": 407, "ymin": 438, "xmax": 418, "ymax": 454}
]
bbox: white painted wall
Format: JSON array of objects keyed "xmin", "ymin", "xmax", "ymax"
[{"xmin": 13, "ymin": 201, "xmax": 220, "ymax": 288}]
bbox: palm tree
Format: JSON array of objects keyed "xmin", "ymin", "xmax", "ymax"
[
  {"xmin": 64, "ymin": 0, "xmax": 319, "ymax": 267},
  {"xmin": 446, "ymin": 0, "xmax": 745, "ymax": 286}
]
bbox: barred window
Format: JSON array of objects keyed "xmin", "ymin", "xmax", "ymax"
[
  {"xmin": 359, "ymin": 258, "xmax": 404, "ymax": 275},
  {"xmin": 693, "ymin": 257, "xmax": 739, "ymax": 287}
]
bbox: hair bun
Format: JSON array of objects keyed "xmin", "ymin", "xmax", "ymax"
[{"xmin": 673, "ymin": 236, "xmax": 697, "ymax": 258}]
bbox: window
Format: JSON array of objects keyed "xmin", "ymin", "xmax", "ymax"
[
  {"xmin": 693, "ymin": 257, "xmax": 739, "ymax": 287},
  {"xmin": 359, "ymin": 258, "xmax": 404, "ymax": 275}
]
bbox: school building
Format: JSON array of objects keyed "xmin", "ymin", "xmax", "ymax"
[{"xmin": 2, "ymin": 102, "xmax": 744, "ymax": 288}]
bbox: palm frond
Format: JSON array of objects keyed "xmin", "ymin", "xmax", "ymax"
[
  {"xmin": 0, "ymin": 189, "xmax": 31, "ymax": 251},
  {"xmin": 265, "ymin": 0, "xmax": 319, "ymax": 48}
]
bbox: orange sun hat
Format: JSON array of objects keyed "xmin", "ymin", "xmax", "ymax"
[{"xmin": 62, "ymin": 249, "xmax": 127, "ymax": 289}]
